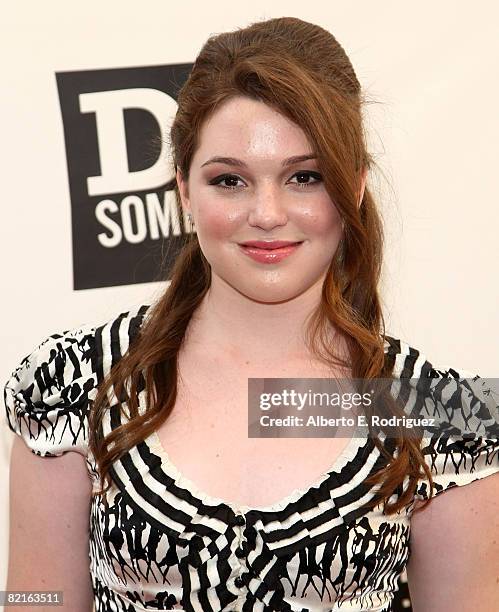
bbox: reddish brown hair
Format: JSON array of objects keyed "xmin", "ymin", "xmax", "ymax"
[{"xmin": 89, "ymin": 16, "xmax": 434, "ymax": 514}]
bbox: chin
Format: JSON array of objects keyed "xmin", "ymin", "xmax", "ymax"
[{"xmin": 235, "ymin": 283, "xmax": 308, "ymax": 304}]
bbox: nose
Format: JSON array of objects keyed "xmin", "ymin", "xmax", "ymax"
[{"xmin": 246, "ymin": 184, "xmax": 288, "ymax": 230}]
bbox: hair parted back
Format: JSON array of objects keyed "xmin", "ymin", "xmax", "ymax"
[{"xmin": 89, "ymin": 16, "xmax": 435, "ymax": 515}]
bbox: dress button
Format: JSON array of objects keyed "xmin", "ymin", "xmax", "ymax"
[
  {"xmin": 235, "ymin": 544, "xmax": 246, "ymax": 558},
  {"xmin": 234, "ymin": 575, "xmax": 245, "ymax": 588},
  {"xmin": 233, "ymin": 514, "xmax": 245, "ymax": 526}
]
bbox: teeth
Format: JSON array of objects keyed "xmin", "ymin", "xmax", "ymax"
[{"xmin": 257, "ymin": 244, "xmax": 293, "ymax": 249}]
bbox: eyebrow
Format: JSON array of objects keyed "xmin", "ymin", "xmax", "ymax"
[{"xmin": 200, "ymin": 154, "xmax": 317, "ymax": 169}]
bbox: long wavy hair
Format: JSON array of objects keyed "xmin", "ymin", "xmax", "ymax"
[{"xmin": 88, "ymin": 16, "xmax": 434, "ymax": 515}]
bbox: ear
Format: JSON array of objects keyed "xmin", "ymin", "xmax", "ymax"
[
  {"xmin": 176, "ymin": 167, "xmax": 191, "ymax": 216},
  {"xmin": 358, "ymin": 166, "xmax": 368, "ymax": 207}
]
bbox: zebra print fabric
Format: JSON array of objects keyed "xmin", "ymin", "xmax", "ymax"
[{"xmin": 4, "ymin": 304, "xmax": 499, "ymax": 611}]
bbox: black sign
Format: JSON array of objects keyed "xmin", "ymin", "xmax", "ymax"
[{"xmin": 56, "ymin": 63, "xmax": 193, "ymax": 290}]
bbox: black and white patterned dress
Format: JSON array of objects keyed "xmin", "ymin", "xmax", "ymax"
[{"xmin": 4, "ymin": 303, "xmax": 499, "ymax": 611}]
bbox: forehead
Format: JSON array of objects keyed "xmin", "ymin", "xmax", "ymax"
[{"xmin": 194, "ymin": 95, "xmax": 313, "ymax": 162}]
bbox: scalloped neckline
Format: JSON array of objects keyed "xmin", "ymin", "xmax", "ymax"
[
  {"xmin": 130, "ymin": 336, "xmax": 394, "ymax": 516},
  {"xmin": 144, "ymin": 429, "xmax": 368, "ymax": 514}
]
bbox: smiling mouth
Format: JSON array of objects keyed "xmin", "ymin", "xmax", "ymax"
[
  {"xmin": 239, "ymin": 241, "xmax": 304, "ymax": 250},
  {"xmin": 238, "ymin": 241, "xmax": 304, "ymax": 263}
]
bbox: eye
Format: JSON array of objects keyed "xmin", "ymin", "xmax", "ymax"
[
  {"xmin": 288, "ymin": 171, "xmax": 323, "ymax": 188},
  {"xmin": 209, "ymin": 170, "xmax": 322, "ymax": 190},
  {"xmin": 208, "ymin": 174, "xmax": 245, "ymax": 190}
]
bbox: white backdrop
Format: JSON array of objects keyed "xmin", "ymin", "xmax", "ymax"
[{"xmin": 1, "ymin": 0, "xmax": 498, "ymax": 603}]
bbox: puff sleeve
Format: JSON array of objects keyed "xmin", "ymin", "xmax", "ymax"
[
  {"xmin": 3, "ymin": 323, "xmax": 98, "ymax": 458},
  {"xmin": 413, "ymin": 364, "xmax": 499, "ymax": 501}
]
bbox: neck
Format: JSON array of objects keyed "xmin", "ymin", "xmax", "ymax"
[{"xmin": 182, "ymin": 273, "xmax": 340, "ymax": 364}]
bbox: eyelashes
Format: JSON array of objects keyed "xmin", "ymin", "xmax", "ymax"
[{"xmin": 208, "ymin": 171, "xmax": 323, "ymax": 191}]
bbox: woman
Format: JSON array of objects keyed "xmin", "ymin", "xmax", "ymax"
[{"xmin": 5, "ymin": 16, "xmax": 498, "ymax": 612}]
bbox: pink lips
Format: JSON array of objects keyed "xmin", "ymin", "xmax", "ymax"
[{"xmin": 238, "ymin": 240, "xmax": 304, "ymax": 264}]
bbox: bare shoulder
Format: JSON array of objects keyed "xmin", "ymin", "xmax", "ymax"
[{"xmin": 407, "ymin": 472, "xmax": 499, "ymax": 611}]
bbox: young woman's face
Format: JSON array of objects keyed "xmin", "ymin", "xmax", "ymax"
[{"xmin": 177, "ymin": 95, "xmax": 362, "ymax": 303}]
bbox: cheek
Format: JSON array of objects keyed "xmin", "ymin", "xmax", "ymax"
[
  {"xmin": 299, "ymin": 198, "xmax": 343, "ymax": 237},
  {"xmin": 195, "ymin": 191, "xmax": 342, "ymax": 240},
  {"xmin": 197, "ymin": 205, "xmax": 242, "ymax": 239}
]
